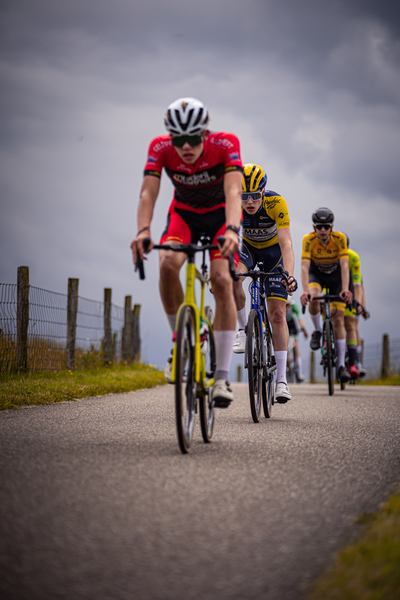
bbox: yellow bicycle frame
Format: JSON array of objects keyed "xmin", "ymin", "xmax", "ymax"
[{"xmin": 169, "ymin": 260, "xmax": 214, "ymax": 393}]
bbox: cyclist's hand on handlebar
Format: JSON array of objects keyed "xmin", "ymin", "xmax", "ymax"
[
  {"xmin": 219, "ymin": 228, "xmax": 238, "ymax": 258},
  {"xmin": 283, "ymin": 275, "xmax": 298, "ymax": 293},
  {"xmin": 131, "ymin": 233, "xmax": 154, "ymax": 265},
  {"xmin": 340, "ymin": 289, "xmax": 353, "ymax": 305},
  {"xmin": 356, "ymin": 302, "xmax": 363, "ymax": 316},
  {"xmin": 300, "ymin": 292, "xmax": 311, "ymax": 307}
]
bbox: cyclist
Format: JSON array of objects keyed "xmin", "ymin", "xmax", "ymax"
[
  {"xmin": 131, "ymin": 97, "xmax": 243, "ymax": 408},
  {"xmin": 344, "ymin": 234, "xmax": 370, "ymax": 377},
  {"xmin": 355, "ymin": 281, "xmax": 369, "ymax": 376},
  {"xmin": 286, "ymin": 295, "xmax": 309, "ymax": 382},
  {"xmin": 300, "ymin": 207, "xmax": 353, "ymax": 384},
  {"xmin": 343, "ymin": 234, "xmax": 364, "ymax": 379},
  {"xmin": 232, "ymin": 163, "xmax": 297, "ymax": 404}
]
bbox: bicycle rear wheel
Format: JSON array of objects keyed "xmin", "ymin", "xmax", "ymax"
[
  {"xmin": 247, "ymin": 309, "xmax": 264, "ymax": 423},
  {"xmin": 199, "ymin": 306, "xmax": 216, "ymax": 443},
  {"xmin": 175, "ymin": 305, "xmax": 197, "ymax": 454},
  {"xmin": 262, "ymin": 316, "xmax": 273, "ymax": 418},
  {"xmin": 324, "ymin": 320, "xmax": 334, "ymax": 396}
]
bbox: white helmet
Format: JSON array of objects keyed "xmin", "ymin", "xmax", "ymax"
[{"xmin": 164, "ymin": 97, "xmax": 209, "ymax": 136}]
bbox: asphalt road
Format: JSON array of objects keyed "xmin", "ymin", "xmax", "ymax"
[{"xmin": 1, "ymin": 383, "xmax": 399, "ymax": 600}]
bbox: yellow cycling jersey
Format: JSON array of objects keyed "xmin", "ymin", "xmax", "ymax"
[
  {"xmin": 242, "ymin": 190, "xmax": 290, "ymax": 249},
  {"xmin": 301, "ymin": 230, "xmax": 348, "ymax": 274},
  {"xmin": 348, "ymin": 248, "xmax": 362, "ymax": 285}
]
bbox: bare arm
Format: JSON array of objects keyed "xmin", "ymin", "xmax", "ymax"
[
  {"xmin": 220, "ymin": 170, "xmax": 243, "ymax": 258},
  {"xmin": 300, "ymin": 260, "xmax": 311, "ymax": 306},
  {"xmin": 277, "ymin": 227, "xmax": 295, "ymax": 276},
  {"xmin": 277, "ymin": 227, "xmax": 297, "ymax": 293},
  {"xmin": 339, "ymin": 257, "xmax": 352, "ymax": 304},
  {"xmin": 131, "ymin": 175, "xmax": 161, "ymax": 264}
]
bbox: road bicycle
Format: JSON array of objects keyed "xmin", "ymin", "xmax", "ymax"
[
  {"xmin": 236, "ymin": 263, "xmax": 289, "ymax": 423},
  {"xmin": 136, "ymin": 235, "xmax": 235, "ymax": 454},
  {"xmin": 303, "ymin": 293, "xmax": 345, "ymax": 396}
]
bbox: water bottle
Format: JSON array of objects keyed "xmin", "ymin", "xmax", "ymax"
[{"xmin": 200, "ymin": 317, "xmax": 209, "ymax": 355}]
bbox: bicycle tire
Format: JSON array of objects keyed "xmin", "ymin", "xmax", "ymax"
[
  {"xmin": 175, "ymin": 305, "xmax": 197, "ymax": 454},
  {"xmin": 199, "ymin": 306, "xmax": 216, "ymax": 443},
  {"xmin": 262, "ymin": 317, "xmax": 273, "ymax": 419},
  {"xmin": 247, "ymin": 309, "xmax": 264, "ymax": 423},
  {"xmin": 324, "ymin": 320, "xmax": 334, "ymax": 396}
]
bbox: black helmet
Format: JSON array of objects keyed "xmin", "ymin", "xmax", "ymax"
[{"xmin": 312, "ymin": 207, "xmax": 334, "ymax": 224}]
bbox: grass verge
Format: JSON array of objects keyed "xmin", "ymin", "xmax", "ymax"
[
  {"xmin": 308, "ymin": 491, "xmax": 400, "ymax": 599},
  {"xmin": 358, "ymin": 374, "xmax": 400, "ymax": 386},
  {"xmin": 0, "ymin": 364, "xmax": 166, "ymax": 411}
]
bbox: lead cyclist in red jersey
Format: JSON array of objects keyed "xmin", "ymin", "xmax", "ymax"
[{"xmin": 131, "ymin": 97, "xmax": 243, "ymax": 408}]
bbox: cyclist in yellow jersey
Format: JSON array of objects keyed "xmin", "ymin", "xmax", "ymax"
[
  {"xmin": 300, "ymin": 207, "xmax": 353, "ymax": 384},
  {"xmin": 232, "ymin": 164, "xmax": 297, "ymax": 404},
  {"xmin": 344, "ymin": 235, "xmax": 369, "ymax": 377}
]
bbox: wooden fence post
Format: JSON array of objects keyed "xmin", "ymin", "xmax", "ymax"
[
  {"xmin": 132, "ymin": 304, "xmax": 141, "ymax": 363},
  {"xmin": 66, "ymin": 279, "xmax": 79, "ymax": 369},
  {"xmin": 310, "ymin": 351, "xmax": 315, "ymax": 384},
  {"xmin": 17, "ymin": 266, "xmax": 29, "ymax": 372},
  {"xmin": 381, "ymin": 334, "xmax": 390, "ymax": 379},
  {"xmin": 122, "ymin": 296, "xmax": 133, "ymax": 363},
  {"xmin": 104, "ymin": 288, "xmax": 112, "ymax": 365}
]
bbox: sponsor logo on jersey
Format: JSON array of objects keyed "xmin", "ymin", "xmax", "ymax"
[
  {"xmin": 266, "ymin": 199, "xmax": 280, "ymax": 210},
  {"xmin": 152, "ymin": 139, "xmax": 172, "ymax": 153},
  {"xmin": 278, "ymin": 212, "xmax": 285, "ymax": 219},
  {"xmin": 177, "ymin": 164, "xmax": 192, "ymax": 173},
  {"xmin": 173, "ymin": 171, "xmax": 217, "ymax": 186},
  {"xmin": 229, "ymin": 152, "xmax": 239, "ymax": 160},
  {"xmin": 147, "ymin": 156, "xmax": 157, "ymax": 163},
  {"xmin": 210, "ymin": 137, "xmax": 234, "ymax": 149}
]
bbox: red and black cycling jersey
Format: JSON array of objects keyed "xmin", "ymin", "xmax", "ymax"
[{"xmin": 143, "ymin": 132, "xmax": 243, "ymax": 213}]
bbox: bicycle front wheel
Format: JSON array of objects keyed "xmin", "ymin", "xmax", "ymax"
[
  {"xmin": 324, "ymin": 320, "xmax": 334, "ymax": 396},
  {"xmin": 247, "ymin": 309, "xmax": 264, "ymax": 423},
  {"xmin": 199, "ymin": 306, "xmax": 216, "ymax": 443},
  {"xmin": 175, "ymin": 305, "xmax": 197, "ymax": 454},
  {"xmin": 262, "ymin": 318, "xmax": 274, "ymax": 419}
]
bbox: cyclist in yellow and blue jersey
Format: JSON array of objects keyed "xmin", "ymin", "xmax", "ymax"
[
  {"xmin": 344, "ymin": 235, "xmax": 368, "ymax": 377},
  {"xmin": 300, "ymin": 207, "xmax": 353, "ymax": 384},
  {"xmin": 232, "ymin": 163, "xmax": 297, "ymax": 404}
]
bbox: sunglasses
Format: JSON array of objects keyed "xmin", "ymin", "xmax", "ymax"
[
  {"xmin": 315, "ymin": 224, "xmax": 332, "ymax": 231},
  {"xmin": 170, "ymin": 134, "xmax": 203, "ymax": 148},
  {"xmin": 242, "ymin": 191, "xmax": 263, "ymax": 202}
]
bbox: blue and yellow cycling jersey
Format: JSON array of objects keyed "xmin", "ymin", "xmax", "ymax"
[
  {"xmin": 348, "ymin": 248, "xmax": 362, "ymax": 285},
  {"xmin": 242, "ymin": 190, "xmax": 290, "ymax": 249},
  {"xmin": 301, "ymin": 230, "xmax": 348, "ymax": 275}
]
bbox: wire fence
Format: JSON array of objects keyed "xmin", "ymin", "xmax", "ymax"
[
  {"xmin": 307, "ymin": 336, "xmax": 400, "ymax": 383},
  {"xmin": 0, "ymin": 283, "xmax": 126, "ymax": 373}
]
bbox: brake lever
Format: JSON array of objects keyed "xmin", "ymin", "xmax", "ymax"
[{"xmin": 135, "ymin": 237, "xmax": 151, "ymax": 280}]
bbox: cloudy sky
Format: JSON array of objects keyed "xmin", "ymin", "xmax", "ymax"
[{"xmin": 1, "ymin": 0, "xmax": 399, "ymax": 374}]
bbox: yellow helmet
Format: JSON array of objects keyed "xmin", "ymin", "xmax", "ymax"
[{"xmin": 242, "ymin": 163, "xmax": 267, "ymax": 193}]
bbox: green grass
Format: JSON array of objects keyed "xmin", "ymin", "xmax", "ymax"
[
  {"xmin": 308, "ymin": 491, "xmax": 400, "ymax": 599},
  {"xmin": 358, "ymin": 374, "xmax": 400, "ymax": 386},
  {"xmin": 0, "ymin": 363, "xmax": 166, "ymax": 411}
]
